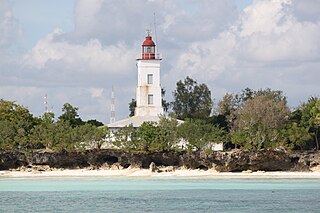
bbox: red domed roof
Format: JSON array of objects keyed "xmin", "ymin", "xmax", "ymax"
[{"xmin": 142, "ymin": 35, "xmax": 155, "ymax": 46}]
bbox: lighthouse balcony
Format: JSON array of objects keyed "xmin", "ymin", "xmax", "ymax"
[{"xmin": 137, "ymin": 53, "xmax": 162, "ymax": 60}]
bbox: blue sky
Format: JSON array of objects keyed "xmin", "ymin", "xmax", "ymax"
[
  {"xmin": 11, "ymin": 0, "xmax": 75, "ymax": 48},
  {"xmin": 1, "ymin": 0, "xmax": 320, "ymax": 123}
]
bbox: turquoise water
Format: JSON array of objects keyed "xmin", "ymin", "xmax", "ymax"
[{"xmin": 1, "ymin": 178, "xmax": 320, "ymax": 212}]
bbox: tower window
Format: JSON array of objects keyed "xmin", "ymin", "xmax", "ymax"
[
  {"xmin": 147, "ymin": 74, "xmax": 153, "ymax": 84},
  {"xmin": 144, "ymin": 46, "xmax": 155, "ymax": 53},
  {"xmin": 148, "ymin": 94, "xmax": 153, "ymax": 105}
]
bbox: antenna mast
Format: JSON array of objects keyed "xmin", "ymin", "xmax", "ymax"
[
  {"xmin": 110, "ymin": 85, "xmax": 116, "ymax": 123},
  {"xmin": 44, "ymin": 94, "xmax": 48, "ymax": 113},
  {"xmin": 153, "ymin": 12, "xmax": 159, "ymax": 54}
]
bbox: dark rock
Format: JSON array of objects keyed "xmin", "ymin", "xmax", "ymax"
[
  {"xmin": 0, "ymin": 151, "xmax": 28, "ymax": 170},
  {"xmin": 0, "ymin": 149, "xmax": 320, "ymax": 172}
]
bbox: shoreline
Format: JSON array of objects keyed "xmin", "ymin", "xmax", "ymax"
[{"xmin": 1, "ymin": 168, "xmax": 320, "ymax": 179}]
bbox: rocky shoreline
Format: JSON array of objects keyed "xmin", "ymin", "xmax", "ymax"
[{"xmin": 1, "ymin": 149, "xmax": 320, "ymax": 172}]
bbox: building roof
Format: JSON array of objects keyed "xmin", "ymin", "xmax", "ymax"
[
  {"xmin": 142, "ymin": 35, "xmax": 155, "ymax": 46},
  {"xmin": 107, "ymin": 115, "xmax": 184, "ymax": 129},
  {"xmin": 107, "ymin": 115, "xmax": 161, "ymax": 128}
]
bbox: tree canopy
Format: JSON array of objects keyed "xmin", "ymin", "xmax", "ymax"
[
  {"xmin": 58, "ymin": 103, "xmax": 84, "ymax": 127},
  {"xmin": 230, "ymin": 95, "xmax": 289, "ymax": 150},
  {"xmin": 172, "ymin": 76, "xmax": 213, "ymax": 120}
]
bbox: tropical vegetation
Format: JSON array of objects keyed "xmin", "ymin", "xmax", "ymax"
[{"xmin": 1, "ymin": 76, "xmax": 319, "ymax": 152}]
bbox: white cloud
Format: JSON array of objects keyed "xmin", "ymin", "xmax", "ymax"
[
  {"xmin": 88, "ymin": 87, "xmax": 104, "ymax": 98},
  {"xmin": 23, "ymin": 29, "xmax": 135, "ymax": 75},
  {"xmin": 239, "ymin": 0, "xmax": 293, "ymax": 37}
]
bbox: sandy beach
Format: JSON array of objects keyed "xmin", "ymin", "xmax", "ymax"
[{"xmin": 1, "ymin": 168, "xmax": 320, "ymax": 179}]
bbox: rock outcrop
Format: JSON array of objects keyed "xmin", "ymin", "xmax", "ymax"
[{"xmin": 0, "ymin": 149, "xmax": 319, "ymax": 172}]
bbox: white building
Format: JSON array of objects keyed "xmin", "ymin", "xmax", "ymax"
[{"xmin": 107, "ymin": 32, "xmax": 164, "ymax": 130}]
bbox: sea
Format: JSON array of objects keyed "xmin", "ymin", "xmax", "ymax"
[{"xmin": 1, "ymin": 178, "xmax": 320, "ymax": 213}]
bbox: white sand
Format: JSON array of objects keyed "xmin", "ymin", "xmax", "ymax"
[{"xmin": 1, "ymin": 168, "xmax": 320, "ymax": 179}]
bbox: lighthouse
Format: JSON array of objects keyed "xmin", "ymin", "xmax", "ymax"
[
  {"xmin": 135, "ymin": 32, "xmax": 164, "ymax": 117},
  {"xmin": 107, "ymin": 31, "xmax": 164, "ymax": 129}
]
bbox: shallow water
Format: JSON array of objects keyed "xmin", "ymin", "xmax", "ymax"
[{"xmin": 1, "ymin": 178, "xmax": 320, "ymax": 212}]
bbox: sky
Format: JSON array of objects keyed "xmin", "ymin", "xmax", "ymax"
[{"xmin": 1, "ymin": 0, "xmax": 320, "ymax": 124}]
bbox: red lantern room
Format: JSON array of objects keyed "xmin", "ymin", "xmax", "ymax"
[{"xmin": 142, "ymin": 32, "xmax": 156, "ymax": 60}]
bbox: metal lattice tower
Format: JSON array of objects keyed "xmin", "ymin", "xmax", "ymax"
[
  {"xmin": 44, "ymin": 94, "xmax": 48, "ymax": 113},
  {"xmin": 110, "ymin": 85, "xmax": 116, "ymax": 123}
]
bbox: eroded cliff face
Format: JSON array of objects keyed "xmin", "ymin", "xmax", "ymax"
[{"xmin": 0, "ymin": 149, "xmax": 319, "ymax": 172}]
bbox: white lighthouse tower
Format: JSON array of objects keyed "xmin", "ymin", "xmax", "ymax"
[
  {"xmin": 135, "ymin": 32, "xmax": 163, "ymax": 117},
  {"xmin": 107, "ymin": 32, "xmax": 164, "ymax": 129}
]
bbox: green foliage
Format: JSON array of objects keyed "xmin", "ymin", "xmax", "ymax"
[
  {"xmin": 295, "ymin": 97, "xmax": 320, "ymax": 150},
  {"xmin": 239, "ymin": 88, "xmax": 287, "ymax": 104},
  {"xmin": 217, "ymin": 93, "xmax": 240, "ymax": 116},
  {"xmin": 230, "ymin": 95, "xmax": 289, "ymax": 150},
  {"xmin": 0, "ymin": 99, "xmax": 36, "ymax": 150},
  {"xmin": 112, "ymin": 124, "xmax": 137, "ymax": 150},
  {"xmin": 177, "ymin": 119, "xmax": 226, "ymax": 151},
  {"xmin": 58, "ymin": 103, "xmax": 84, "ymax": 127},
  {"xmin": 86, "ymin": 119, "xmax": 104, "ymax": 127},
  {"xmin": 42, "ymin": 112, "xmax": 55, "ymax": 124},
  {"xmin": 0, "ymin": 99, "xmax": 110, "ymax": 151},
  {"xmin": 172, "ymin": 76, "xmax": 213, "ymax": 120},
  {"xmin": 28, "ymin": 114, "xmax": 56, "ymax": 149},
  {"xmin": 115, "ymin": 117, "xmax": 180, "ymax": 152},
  {"xmin": 128, "ymin": 99, "xmax": 136, "ymax": 117},
  {"xmin": 161, "ymin": 88, "xmax": 170, "ymax": 112},
  {"xmin": 281, "ymin": 123, "xmax": 313, "ymax": 150},
  {"xmin": 29, "ymin": 120, "xmax": 110, "ymax": 151},
  {"xmin": 156, "ymin": 115, "xmax": 179, "ymax": 151},
  {"xmin": 75, "ymin": 124, "xmax": 110, "ymax": 150},
  {"xmin": 0, "ymin": 120, "xmax": 17, "ymax": 150},
  {"xmin": 135, "ymin": 122, "xmax": 160, "ymax": 152}
]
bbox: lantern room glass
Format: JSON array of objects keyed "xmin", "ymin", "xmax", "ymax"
[{"xmin": 143, "ymin": 46, "xmax": 155, "ymax": 53}]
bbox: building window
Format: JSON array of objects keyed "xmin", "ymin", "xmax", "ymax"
[
  {"xmin": 147, "ymin": 74, "xmax": 153, "ymax": 84},
  {"xmin": 148, "ymin": 94, "xmax": 153, "ymax": 105}
]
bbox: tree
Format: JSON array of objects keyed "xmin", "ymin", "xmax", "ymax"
[
  {"xmin": 217, "ymin": 93, "xmax": 239, "ymax": 116},
  {"xmin": 113, "ymin": 124, "xmax": 136, "ymax": 149},
  {"xmin": 75, "ymin": 124, "xmax": 110, "ymax": 150},
  {"xmin": 0, "ymin": 99, "xmax": 36, "ymax": 150},
  {"xmin": 86, "ymin": 119, "xmax": 104, "ymax": 127},
  {"xmin": 230, "ymin": 95, "xmax": 289, "ymax": 150},
  {"xmin": 161, "ymin": 88, "xmax": 170, "ymax": 112},
  {"xmin": 28, "ymin": 121, "xmax": 55, "ymax": 150},
  {"xmin": 0, "ymin": 120, "xmax": 17, "ymax": 150},
  {"xmin": 311, "ymin": 99, "xmax": 320, "ymax": 150},
  {"xmin": 282, "ymin": 122, "xmax": 312, "ymax": 150},
  {"xmin": 218, "ymin": 88, "xmax": 287, "ymax": 117},
  {"xmin": 177, "ymin": 119, "xmax": 226, "ymax": 151},
  {"xmin": 135, "ymin": 121, "xmax": 160, "ymax": 152},
  {"xmin": 58, "ymin": 103, "xmax": 83, "ymax": 127},
  {"xmin": 172, "ymin": 76, "xmax": 213, "ymax": 120},
  {"xmin": 52, "ymin": 121, "xmax": 77, "ymax": 151},
  {"xmin": 42, "ymin": 112, "xmax": 55, "ymax": 124},
  {"xmin": 156, "ymin": 115, "xmax": 179, "ymax": 151},
  {"xmin": 129, "ymin": 99, "xmax": 136, "ymax": 117},
  {"xmin": 0, "ymin": 99, "xmax": 35, "ymax": 130},
  {"xmin": 296, "ymin": 97, "xmax": 320, "ymax": 150}
]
